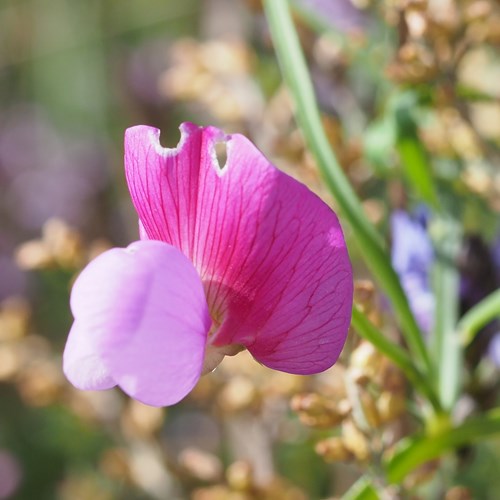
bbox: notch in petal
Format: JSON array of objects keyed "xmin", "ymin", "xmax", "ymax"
[{"xmin": 64, "ymin": 240, "xmax": 211, "ymax": 406}]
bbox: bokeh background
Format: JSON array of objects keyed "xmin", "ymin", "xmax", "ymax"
[{"xmin": 1, "ymin": 0, "xmax": 500, "ymax": 498}]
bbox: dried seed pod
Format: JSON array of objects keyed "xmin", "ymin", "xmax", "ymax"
[
  {"xmin": 359, "ymin": 389, "xmax": 381, "ymax": 428},
  {"xmin": 341, "ymin": 419, "xmax": 370, "ymax": 462},
  {"xmin": 121, "ymin": 400, "xmax": 165, "ymax": 438},
  {"xmin": 0, "ymin": 297, "xmax": 30, "ymax": 341},
  {"xmin": 403, "ymin": 460, "xmax": 440, "ymax": 489},
  {"xmin": 445, "ymin": 486, "xmax": 473, "ymax": 500},
  {"xmin": 377, "ymin": 358, "xmax": 406, "ymax": 393},
  {"xmin": 464, "ymin": 1, "xmax": 492, "ymax": 24},
  {"xmin": 315, "ymin": 437, "xmax": 353, "ymax": 462},
  {"xmin": 349, "ymin": 341, "xmax": 382, "ymax": 383},
  {"xmin": 178, "ymin": 448, "xmax": 223, "ymax": 483},
  {"xmin": 99, "ymin": 448, "xmax": 131, "ymax": 482},
  {"xmin": 226, "ymin": 461, "xmax": 253, "ymax": 492},
  {"xmin": 217, "ymin": 376, "xmax": 258, "ymax": 413},
  {"xmin": 42, "ymin": 218, "xmax": 84, "ymax": 268},
  {"xmin": 291, "ymin": 393, "xmax": 346, "ymax": 428},
  {"xmin": 17, "ymin": 360, "xmax": 64, "ymax": 407},
  {"xmin": 376, "ymin": 392, "xmax": 406, "ymax": 423}
]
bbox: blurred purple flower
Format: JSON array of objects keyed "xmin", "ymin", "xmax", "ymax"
[
  {"xmin": 0, "ymin": 232, "xmax": 28, "ymax": 300},
  {"xmin": 0, "ymin": 450, "xmax": 22, "ymax": 499},
  {"xmin": 390, "ymin": 208, "xmax": 435, "ymax": 335},
  {"xmin": 0, "ymin": 105, "xmax": 109, "ymax": 231},
  {"xmin": 0, "ymin": 254, "xmax": 28, "ymax": 300},
  {"xmin": 295, "ymin": 0, "xmax": 367, "ymax": 33},
  {"xmin": 489, "ymin": 334, "xmax": 500, "ymax": 367},
  {"xmin": 126, "ymin": 38, "xmax": 170, "ymax": 106},
  {"xmin": 458, "ymin": 234, "xmax": 500, "ymax": 367},
  {"xmin": 391, "ymin": 207, "xmax": 500, "ymax": 367}
]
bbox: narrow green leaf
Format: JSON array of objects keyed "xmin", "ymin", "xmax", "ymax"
[
  {"xmin": 262, "ymin": 0, "xmax": 432, "ymax": 375},
  {"xmin": 363, "ymin": 117, "xmax": 396, "ymax": 173},
  {"xmin": 430, "ymin": 219, "xmax": 462, "ymax": 410},
  {"xmin": 458, "ymin": 289, "xmax": 500, "ymax": 345},
  {"xmin": 352, "ymin": 307, "xmax": 441, "ymax": 411},
  {"xmin": 393, "ymin": 96, "xmax": 438, "ymax": 208},
  {"xmin": 385, "ymin": 409, "xmax": 500, "ymax": 484},
  {"xmin": 342, "ymin": 476, "xmax": 380, "ymax": 500},
  {"xmin": 396, "ymin": 137, "xmax": 437, "ymax": 207}
]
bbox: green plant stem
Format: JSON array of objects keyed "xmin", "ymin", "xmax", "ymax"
[
  {"xmin": 262, "ymin": 0, "xmax": 431, "ymax": 375},
  {"xmin": 431, "ymin": 220, "xmax": 461, "ymax": 410},
  {"xmin": 342, "ymin": 475, "xmax": 380, "ymax": 500},
  {"xmin": 352, "ymin": 307, "xmax": 441, "ymax": 412},
  {"xmin": 385, "ymin": 409, "xmax": 500, "ymax": 484},
  {"xmin": 458, "ymin": 289, "xmax": 500, "ymax": 345}
]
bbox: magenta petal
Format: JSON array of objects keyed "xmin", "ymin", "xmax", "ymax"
[
  {"xmin": 125, "ymin": 124, "xmax": 353, "ymax": 375},
  {"xmin": 63, "ymin": 240, "xmax": 211, "ymax": 406}
]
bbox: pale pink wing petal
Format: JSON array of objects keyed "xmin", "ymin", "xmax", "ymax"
[
  {"xmin": 125, "ymin": 125, "xmax": 353, "ymax": 375},
  {"xmin": 64, "ymin": 321, "xmax": 116, "ymax": 391},
  {"xmin": 63, "ymin": 240, "xmax": 211, "ymax": 406}
]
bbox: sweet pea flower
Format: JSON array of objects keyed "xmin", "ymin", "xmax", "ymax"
[{"xmin": 63, "ymin": 123, "xmax": 353, "ymax": 406}]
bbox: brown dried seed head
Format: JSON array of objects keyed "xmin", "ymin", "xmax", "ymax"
[
  {"xmin": 0, "ymin": 297, "xmax": 30, "ymax": 341},
  {"xmin": 226, "ymin": 461, "xmax": 253, "ymax": 491},
  {"xmin": 377, "ymin": 392, "xmax": 406, "ymax": 423},
  {"xmin": 100, "ymin": 448, "xmax": 131, "ymax": 481},
  {"xmin": 122, "ymin": 400, "xmax": 165, "ymax": 437},
  {"xmin": 217, "ymin": 376, "xmax": 257, "ymax": 412},
  {"xmin": 445, "ymin": 486, "xmax": 473, "ymax": 500},
  {"xmin": 359, "ymin": 390, "xmax": 381, "ymax": 428},
  {"xmin": 315, "ymin": 437, "xmax": 353, "ymax": 462},
  {"xmin": 178, "ymin": 448, "xmax": 223, "ymax": 483},
  {"xmin": 350, "ymin": 341, "xmax": 382, "ymax": 381},
  {"xmin": 341, "ymin": 419, "xmax": 370, "ymax": 462},
  {"xmin": 290, "ymin": 393, "xmax": 345, "ymax": 428},
  {"xmin": 464, "ymin": 1, "xmax": 492, "ymax": 23}
]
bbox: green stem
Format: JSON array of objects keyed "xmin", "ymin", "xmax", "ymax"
[
  {"xmin": 352, "ymin": 307, "xmax": 441, "ymax": 412},
  {"xmin": 431, "ymin": 220, "xmax": 461, "ymax": 410},
  {"xmin": 458, "ymin": 289, "xmax": 500, "ymax": 345},
  {"xmin": 385, "ymin": 409, "xmax": 500, "ymax": 484},
  {"xmin": 342, "ymin": 475, "xmax": 380, "ymax": 500},
  {"xmin": 262, "ymin": 0, "xmax": 431, "ymax": 374}
]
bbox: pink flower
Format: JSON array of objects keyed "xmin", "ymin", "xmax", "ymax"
[{"xmin": 63, "ymin": 123, "xmax": 353, "ymax": 406}]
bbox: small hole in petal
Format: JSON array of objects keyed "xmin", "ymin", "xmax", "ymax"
[
  {"xmin": 214, "ymin": 141, "xmax": 228, "ymax": 171},
  {"xmin": 152, "ymin": 126, "xmax": 188, "ymax": 157}
]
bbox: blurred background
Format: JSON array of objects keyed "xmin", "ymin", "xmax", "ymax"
[{"xmin": 1, "ymin": 0, "xmax": 500, "ymax": 498}]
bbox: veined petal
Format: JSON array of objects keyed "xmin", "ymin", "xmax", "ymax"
[
  {"xmin": 63, "ymin": 240, "xmax": 210, "ymax": 406},
  {"xmin": 125, "ymin": 124, "xmax": 353, "ymax": 375}
]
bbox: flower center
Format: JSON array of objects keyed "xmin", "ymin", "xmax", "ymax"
[
  {"xmin": 201, "ymin": 342, "xmax": 244, "ymax": 375},
  {"xmin": 201, "ymin": 281, "xmax": 244, "ymax": 373}
]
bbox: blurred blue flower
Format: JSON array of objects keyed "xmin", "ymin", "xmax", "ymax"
[
  {"xmin": 295, "ymin": 0, "xmax": 366, "ymax": 33},
  {"xmin": 458, "ymin": 234, "xmax": 500, "ymax": 368},
  {"xmin": 390, "ymin": 207, "xmax": 435, "ymax": 335},
  {"xmin": 391, "ymin": 207, "xmax": 500, "ymax": 367},
  {"xmin": 0, "ymin": 449, "xmax": 22, "ymax": 499},
  {"xmin": 0, "ymin": 105, "xmax": 109, "ymax": 231}
]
